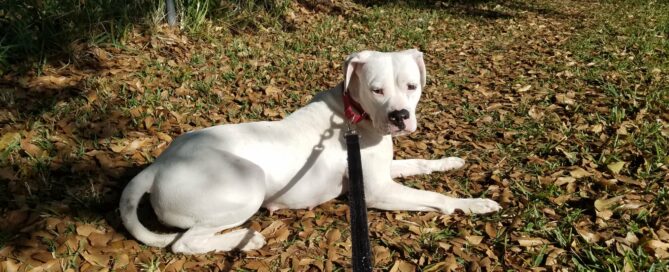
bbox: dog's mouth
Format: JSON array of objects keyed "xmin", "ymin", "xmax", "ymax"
[
  {"xmin": 390, "ymin": 130, "xmax": 410, "ymax": 136},
  {"xmin": 386, "ymin": 124, "xmax": 416, "ymax": 136},
  {"xmin": 390, "ymin": 128, "xmax": 414, "ymax": 136}
]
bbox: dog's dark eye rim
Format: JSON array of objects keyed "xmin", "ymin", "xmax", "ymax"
[
  {"xmin": 371, "ymin": 88, "xmax": 384, "ymax": 94},
  {"xmin": 407, "ymin": 83, "xmax": 417, "ymax": 90}
]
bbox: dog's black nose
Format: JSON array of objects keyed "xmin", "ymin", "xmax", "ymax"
[{"xmin": 388, "ymin": 109, "xmax": 410, "ymax": 130}]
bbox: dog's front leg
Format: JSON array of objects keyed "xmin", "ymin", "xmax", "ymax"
[
  {"xmin": 365, "ymin": 181, "xmax": 500, "ymax": 214},
  {"xmin": 390, "ymin": 157, "xmax": 465, "ymax": 178}
]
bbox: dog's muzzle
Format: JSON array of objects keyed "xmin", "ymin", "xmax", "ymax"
[{"xmin": 388, "ymin": 109, "xmax": 410, "ymax": 130}]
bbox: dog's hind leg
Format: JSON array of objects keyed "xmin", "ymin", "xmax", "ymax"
[
  {"xmin": 171, "ymin": 223, "xmax": 266, "ymax": 254},
  {"xmin": 151, "ymin": 149, "xmax": 268, "ymax": 254},
  {"xmin": 390, "ymin": 157, "xmax": 465, "ymax": 178}
]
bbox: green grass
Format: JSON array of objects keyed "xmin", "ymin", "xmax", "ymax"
[
  {"xmin": 0, "ymin": 0, "xmax": 290, "ymax": 70},
  {"xmin": 1, "ymin": 0, "xmax": 669, "ymax": 270}
]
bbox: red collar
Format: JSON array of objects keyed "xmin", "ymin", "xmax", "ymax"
[{"xmin": 342, "ymin": 90, "xmax": 368, "ymax": 124}]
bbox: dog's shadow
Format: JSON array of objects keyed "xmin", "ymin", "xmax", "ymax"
[{"xmin": 265, "ymin": 114, "xmax": 345, "ymax": 203}]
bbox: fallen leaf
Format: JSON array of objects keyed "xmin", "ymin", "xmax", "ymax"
[
  {"xmin": 264, "ymin": 85, "xmax": 282, "ymax": 97},
  {"xmin": 556, "ymin": 93, "xmax": 575, "ymax": 105},
  {"xmin": 647, "ymin": 240, "xmax": 669, "ymax": 250},
  {"xmin": 575, "ymin": 225, "xmax": 600, "ymax": 244},
  {"xmin": 569, "ymin": 167, "xmax": 592, "ymax": 179},
  {"xmin": 389, "ymin": 260, "xmax": 416, "ymax": 272},
  {"xmin": 373, "ymin": 246, "xmax": 391, "ymax": 266},
  {"xmin": 555, "ymin": 176, "xmax": 576, "ymax": 186},
  {"xmin": 485, "ymin": 222, "xmax": 498, "ymax": 238},
  {"xmin": 156, "ymin": 132, "xmax": 173, "ymax": 142},
  {"xmin": 81, "ymin": 250, "xmax": 110, "ymax": 267},
  {"xmin": 112, "ymin": 254, "xmax": 130, "ymax": 270},
  {"xmin": 546, "ymin": 248, "xmax": 566, "ymax": 266},
  {"xmin": 28, "ymin": 75, "xmax": 81, "ymax": 89},
  {"xmin": 144, "ymin": 116, "xmax": 154, "ymax": 129},
  {"xmin": 0, "ymin": 132, "xmax": 20, "ymax": 151},
  {"xmin": 89, "ymin": 232, "xmax": 112, "ymax": 247},
  {"xmin": 124, "ymin": 138, "xmax": 149, "ymax": 153},
  {"xmin": 595, "ymin": 195, "xmax": 624, "ymax": 211},
  {"xmin": 517, "ymin": 237, "xmax": 549, "ymax": 247},
  {"xmin": 1, "ymin": 259, "xmax": 20, "ymax": 272},
  {"xmin": 528, "ymin": 106, "xmax": 543, "ymax": 120},
  {"xmin": 466, "ymin": 235, "xmax": 484, "ymax": 245},
  {"xmin": 21, "ymin": 138, "xmax": 45, "ymax": 157},
  {"xmin": 245, "ymin": 260, "xmax": 270, "ymax": 271},
  {"xmin": 607, "ymin": 161, "xmax": 626, "ymax": 174},
  {"xmin": 517, "ymin": 85, "xmax": 532, "ymax": 92},
  {"xmin": 326, "ymin": 228, "xmax": 341, "ymax": 244},
  {"xmin": 77, "ymin": 224, "xmax": 104, "ymax": 236}
]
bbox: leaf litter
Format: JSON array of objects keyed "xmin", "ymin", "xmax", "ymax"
[{"xmin": 1, "ymin": 0, "xmax": 669, "ymax": 271}]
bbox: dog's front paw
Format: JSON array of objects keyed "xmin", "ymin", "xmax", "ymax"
[
  {"xmin": 461, "ymin": 198, "xmax": 501, "ymax": 214},
  {"xmin": 437, "ymin": 157, "xmax": 465, "ymax": 172}
]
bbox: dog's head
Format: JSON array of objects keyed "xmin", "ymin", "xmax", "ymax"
[{"xmin": 344, "ymin": 49, "xmax": 426, "ymax": 136}]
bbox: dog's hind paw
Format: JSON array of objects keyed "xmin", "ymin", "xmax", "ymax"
[
  {"xmin": 238, "ymin": 231, "xmax": 266, "ymax": 251},
  {"xmin": 438, "ymin": 157, "xmax": 465, "ymax": 171}
]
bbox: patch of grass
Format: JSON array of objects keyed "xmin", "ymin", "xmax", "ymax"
[
  {"xmin": 1, "ymin": 0, "xmax": 669, "ymax": 271},
  {"xmin": 0, "ymin": 0, "xmax": 291, "ymax": 70},
  {"xmin": 0, "ymin": 0, "xmax": 157, "ymax": 66}
]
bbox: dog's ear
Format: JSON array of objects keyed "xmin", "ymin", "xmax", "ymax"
[
  {"xmin": 343, "ymin": 51, "xmax": 371, "ymax": 93},
  {"xmin": 403, "ymin": 49, "xmax": 426, "ymax": 88}
]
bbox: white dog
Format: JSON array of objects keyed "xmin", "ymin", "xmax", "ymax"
[{"xmin": 120, "ymin": 49, "xmax": 501, "ymax": 254}]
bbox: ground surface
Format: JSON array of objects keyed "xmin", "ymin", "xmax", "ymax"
[{"xmin": 1, "ymin": 0, "xmax": 668, "ymax": 271}]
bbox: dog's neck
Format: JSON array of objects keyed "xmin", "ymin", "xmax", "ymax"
[
  {"xmin": 285, "ymin": 83, "xmax": 387, "ymax": 147},
  {"xmin": 342, "ymin": 89, "xmax": 368, "ymax": 124},
  {"xmin": 329, "ymin": 84, "xmax": 387, "ymax": 144}
]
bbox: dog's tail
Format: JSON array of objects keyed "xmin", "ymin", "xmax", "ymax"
[{"xmin": 120, "ymin": 167, "xmax": 178, "ymax": 248}]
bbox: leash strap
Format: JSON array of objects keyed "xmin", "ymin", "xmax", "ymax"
[{"xmin": 345, "ymin": 129, "xmax": 373, "ymax": 271}]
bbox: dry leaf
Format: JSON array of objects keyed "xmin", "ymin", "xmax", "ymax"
[
  {"xmin": 144, "ymin": 116, "xmax": 154, "ymax": 129},
  {"xmin": 555, "ymin": 176, "xmax": 576, "ymax": 186},
  {"xmin": 528, "ymin": 106, "xmax": 543, "ymax": 120},
  {"xmin": 264, "ymin": 85, "xmax": 282, "ymax": 96},
  {"xmin": 517, "ymin": 237, "xmax": 549, "ymax": 247},
  {"xmin": 575, "ymin": 225, "xmax": 600, "ymax": 244},
  {"xmin": 485, "ymin": 222, "xmax": 498, "ymax": 238},
  {"xmin": 0, "ymin": 132, "xmax": 20, "ymax": 151},
  {"xmin": 81, "ymin": 250, "xmax": 109, "ymax": 267},
  {"xmin": 595, "ymin": 195, "xmax": 624, "ymax": 211},
  {"xmin": 2, "ymin": 259, "xmax": 20, "ymax": 272},
  {"xmin": 389, "ymin": 260, "xmax": 416, "ymax": 272},
  {"xmin": 326, "ymin": 228, "xmax": 341, "ymax": 244},
  {"xmin": 607, "ymin": 161, "xmax": 626, "ymax": 174},
  {"xmin": 28, "ymin": 75, "xmax": 80, "ymax": 89},
  {"xmin": 112, "ymin": 254, "xmax": 130, "ymax": 270},
  {"xmin": 156, "ymin": 132, "xmax": 173, "ymax": 142},
  {"xmin": 517, "ymin": 85, "xmax": 532, "ymax": 92},
  {"xmin": 647, "ymin": 240, "xmax": 669, "ymax": 250},
  {"xmin": 569, "ymin": 167, "xmax": 592, "ymax": 178},
  {"xmin": 76, "ymin": 224, "xmax": 104, "ymax": 236},
  {"xmin": 466, "ymin": 235, "xmax": 484, "ymax": 245},
  {"xmin": 89, "ymin": 232, "xmax": 112, "ymax": 247},
  {"xmin": 546, "ymin": 248, "xmax": 566, "ymax": 266},
  {"xmin": 21, "ymin": 138, "xmax": 44, "ymax": 157},
  {"xmin": 245, "ymin": 260, "xmax": 270, "ymax": 271},
  {"xmin": 373, "ymin": 246, "xmax": 391, "ymax": 266},
  {"xmin": 124, "ymin": 138, "xmax": 149, "ymax": 153}
]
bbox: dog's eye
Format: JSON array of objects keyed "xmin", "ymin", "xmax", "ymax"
[
  {"xmin": 407, "ymin": 83, "xmax": 417, "ymax": 91},
  {"xmin": 371, "ymin": 88, "xmax": 384, "ymax": 95}
]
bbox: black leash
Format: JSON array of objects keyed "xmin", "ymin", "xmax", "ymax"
[{"xmin": 345, "ymin": 128, "xmax": 373, "ymax": 272}]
